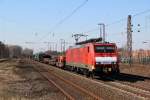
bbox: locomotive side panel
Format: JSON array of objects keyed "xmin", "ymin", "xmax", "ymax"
[{"xmin": 66, "ymin": 44, "xmax": 95, "ymax": 70}]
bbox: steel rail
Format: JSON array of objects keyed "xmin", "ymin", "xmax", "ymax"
[
  {"xmin": 45, "ymin": 68, "xmax": 103, "ymax": 100},
  {"xmin": 33, "ymin": 66, "xmax": 75, "ymax": 100}
]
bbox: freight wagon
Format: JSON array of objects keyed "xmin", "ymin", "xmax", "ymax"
[
  {"xmin": 33, "ymin": 53, "xmax": 51, "ymax": 63},
  {"xmin": 56, "ymin": 55, "xmax": 66, "ymax": 68}
]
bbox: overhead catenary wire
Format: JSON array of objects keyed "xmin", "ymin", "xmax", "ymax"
[
  {"xmin": 83, "ymin": 8, "xmax": 150, "ymax": 34},
  {"xmin": 37, "ymin": 8, "xmax": 150, "ymax": 51},
  {"xmin": 38, "ymin": 0, "xmax": 88, "ymax": 41},
  {"xmin": 133, "ymin": 9, "xmax": 150, "ymax": 17},
  {"xmin": 51, "ymin": 0, "xmax": 88, "ymax": 31}
]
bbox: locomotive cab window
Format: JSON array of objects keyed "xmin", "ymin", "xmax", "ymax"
[
  {"xmin": 106, "ymin": 46, "xmax": 115, "ymax": 53},
  {"xmin": 94, "ymin": 45, "xmax": 115, "ymax": 53}
]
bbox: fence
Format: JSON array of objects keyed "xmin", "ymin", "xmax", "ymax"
[{"xmin": 120, "ymin": 56, "xmax": 150, "ymax": 65}]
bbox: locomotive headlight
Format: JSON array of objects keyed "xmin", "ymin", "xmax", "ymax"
[
  {"xmin": 92, "ymin": 65, "xmax": 95, "ymax": 69},
  {"xmin": 96, "ymin": 62, "xmax": 101, "ymax": 65}
]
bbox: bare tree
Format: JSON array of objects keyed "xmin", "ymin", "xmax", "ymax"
[
  {"xmin": 0, "ymin": 41, "xmax": 9, "ymax": 58},
  {"xmin": 8, "ymin": 45, "xmax": 22, "ymax": 58}
]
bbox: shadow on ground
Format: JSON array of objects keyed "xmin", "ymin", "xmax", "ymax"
[{"xmin": 97, "ymin": 73, "xmax": 150, "ymax": 83}]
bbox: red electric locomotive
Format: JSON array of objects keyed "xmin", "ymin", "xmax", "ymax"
[{"xmin": 65, "ymin": 38, "xmax": 120, "ymax": 77}]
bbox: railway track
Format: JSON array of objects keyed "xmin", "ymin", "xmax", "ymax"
[
  {"xmin": 81, "ymin": 73, "xmax": 150, "ymax": 99},
  {"xmin": 70, "ymin": 72, "xmax": 150, "ymax": 99},
  {"xmin": 33, "ymin": 67, "xmax": 74, "ymax": 100},
  {"xmin": 51, "ymin": 66, "xmax": 150, "ymax": 99},
  {"xmin": 33, "ymin": 65, "xmax": 103, "ymax": 100},
  {"xmin": 98, "ymin": 79, "xmax": 150, "ymax": 99},
  {"xmin": 108, "ymin": 78, "xmax": 150, "ymax": 94},
  {"xmin": 32, "ymin": 60, "xmax": 150, "ymax": 100},
  {"xmin": 101, "ymin": 74, "xmax": 150, "ymax": 97},
  {"xmin": 0, "ymin": 59, "xmax": 9, "ymax": 62},
  {"xmin": 58, "ymin": 65, "xmax": 150, "ymax": 99},
  {"xmin": 77, "ymin": 72, "xmax": 150, "ymax": 99}
]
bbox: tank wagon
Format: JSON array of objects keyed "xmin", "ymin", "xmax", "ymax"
[{"xmin": 65, "ymin": 38, "xmax": 120, "ymax": 77}]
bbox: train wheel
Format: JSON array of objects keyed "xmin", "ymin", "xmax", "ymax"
[
  {"xmin": 116, "ymin": 68, "xmax": 120, "ymax": 74},
  {"xmin": 84, "ymin": 69, "xmax": 90, "ymax": 77},
  {"xmin": 113, "ymin": 67, "xmax": 120, "ymax": 75},
  {"xmin": 90, "ymin": 71, "xmax": 96, "ymax": 79},
  {"xmin": 77, "ymin": 68, "xmax": 82, "ymax": 74},
  {"xmin": 70, "ymin": 66, "xmax": 74, "ymax": 72}
]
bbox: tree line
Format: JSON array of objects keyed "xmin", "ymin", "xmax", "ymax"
[{"xmin": 0, "ymin": 41, "xmax": 33, "ymax": 59}]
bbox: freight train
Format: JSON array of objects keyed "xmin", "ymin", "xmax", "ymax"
[{"xmin": 34, "ymin": 38, "xmax": 120, "ymax": 77}]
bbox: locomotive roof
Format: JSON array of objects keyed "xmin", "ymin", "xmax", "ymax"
[
  {"xmin": 69, "ymin": 42, "xmax": 116, "ymax": 49},
  {"xmin": 75, "ymin": 37, "xmax": 102, "ymax": 45}
]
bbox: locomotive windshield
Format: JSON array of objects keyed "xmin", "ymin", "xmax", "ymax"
[{"xmin": 94, "ymin": 45, "xmax": 115, "ymax": 53}]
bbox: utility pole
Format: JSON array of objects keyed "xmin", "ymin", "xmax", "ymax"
[
  {"xmin": 60, "ymin": 39, "xmax": 63, "ymax": 52},
  {"xmin": 60, "ymin": 39, "xmax": 66, "ymax": 53},
  {"xmin": 55, "ymin": 43, "xmax": 57, "ymax": 52},
  {"xmin": 98, "ymin": 23, "xmax": 105, "ymax": 43},
  {"xmin": 72, "ymin": 34, "xmax": 88, "ymax": 43},
  {"xmin": 63, "ymin": 40, "xmax": 65, "ymax": 52},
  {"xmin": 60, "ymin": 39, "xmax": 69, "ymax": 54},
  {"xmin": 127, "ymin": 15, "xmax": 132, "ymax": 66},
  {"xmin": 44, "ymin": 42, "xmax": 51, "ymax": 51}
]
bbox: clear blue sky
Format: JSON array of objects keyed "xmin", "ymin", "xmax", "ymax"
[{"xmin": 0, "ymin": 0, "xmax": 150, "ymax": 52}]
